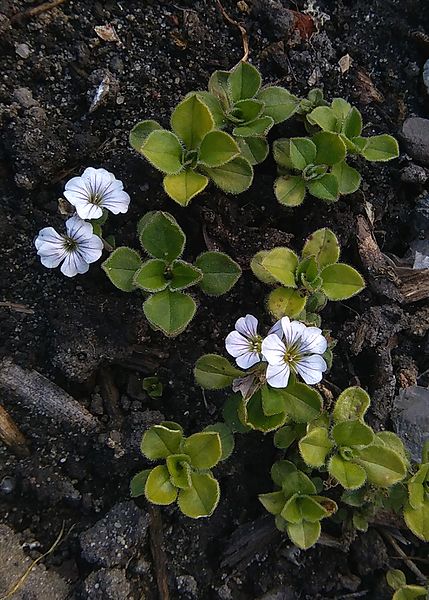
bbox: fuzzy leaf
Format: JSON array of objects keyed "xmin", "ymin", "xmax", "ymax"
[
  {"xmin": 257, "ymin": 86, "xmax": 299, "ymax": 124},
  {"xmin": 332, "ymin": 420, "xmax": 374, "ymax": 448},
  {"xmin": 275, "ymin": 176, "xmax": 306, "ymax": 206},
  {"xmin": 143, "ymin": 289, "xmax": 196, "ymax": 337},
  {"xmin": 194, "ymin": 354, "xmax": 243, "ymax": 390},
  {"xmin": 102, "ymin": 247, "xmax": 142, "ymax": 292},
  {"xmin": 178, "ymin": 471, "xmax": 220, "ymax": 518},
  {"xmin": 261, "ymin": 384, "xmax": 288, "ymax": 416},
  {"xmin": 141, "ymin": 423, "xmax": 183, "ymax": 459},
  {"xmin": 355, "ymin": 445, "xmax": 407, "ymax": 487},
  {"xmin": 333, "ymin": 386, "xmax": 371, "ymax": 423},
  {"xmin": 133, "ymin": 259, "xmax": 168, "ymax": 292},
  {"xmin": 299, "ymin": 427, "xmax": 333, "ymax": 467},
  {"xmin": 130, "ymin": 120, "xmax": 163, "ymax": 153},
  {"xmin": 208, "ymin": 70, "xmax": 231, "ymax": 104},
  {"xmin": 240, "ymin": 391, "xmax": 287, "ymax": 432},
  {"xmin": 204, "ymin": 156, "xmax": 253, "ymax": 194},
  {"xmin": 273, "ymin": 139, "xmax": 294, "ymax": 170},
  {"xmin": 233, "ymin": 116, "xmax": 274, "ymax": 137},
  {"xmin": 271, "ymin": 460, "xmax": 297, "ymax": 487},
  {"xmin": 233, "ymin": 98, "xmax": 264, "ymax": 122},
  {"xmin": 140, "ymin": 130, "xmax": 184, "ymax": 174},
  {"xmin": 404, "ymin": 502, "xmax": 429, "ymax": 542},
  {"xmin": 139, "ymin": 212, "xmax": 185, "ymax": 263},
  {"xmin": 331, "ymin": 98, "xmax": 352, "ymax": 120},
  {"xmin": 302, "ymin": 228, "xmax": 340, "ymax": 268},
  {"xmin": 282, "ymin": 471, "xmax": 317, "ymax": 500},
  {"xmin": 387, "ymin": 570, "xmax": 407, "ymax": 591},
  {"xmin": 130, "ymin": 469, "xmax": 151, "ymax": 498},
  {"xmin": 237, "ymin": 137, "xmax": 269, "ymax": 165},
  {"xmin": 228, "ymin": 61, "xmax": 261, "ymax": 102},
  {"xmin": 163, "ymin": 169, "xmax": 209, "ymax": 206},
  {"xmin": 198, "ymin": 130, "xmax": 240, "ymax": 167},
  {"xmin": 260, "ymin": 247, "xmax": 299, "ymax": 287},
  {"xmin": 279, "ymin": 382, "xmax": 323, "ymax": 423},
  {"xmin": 145, "ymin": 465, "xmax": 178, "ymax": 505},
  {"xmin": 343, "ymin": 107, "xmax": 363, "ymax": 139},
  {"xmin": 267, "ymin": 287, "xmax": 307, "ymax": 320},
  {"xmin": 274, "ymin": 424, "xmax": 305, "ymax": 450},
  {"xmin": 331, "ymin": 161, "xmax": 361, "ymax": 195},
  {"xmin": 250, "ymin": 251, "xmax": 278, "ymax": 284},
  {"xmin": 223, "ymin": 394, "xmax": 251, "ymax": 433},
  {"xmin": 259, "ymin": 490, "xmax": 286, "ymax": 515},
  {"xmin": 320, "ymin": 263, "xmax": 365, "ymax": 300},
  {"xmin": 195, "ymin": 251, "xmax": 241, "ymax": 296},
  {"xmin": 328, "ymin": 455, "xmax": 367, "ymax": 489},
  {"xmin": 170, "ymin": 260, "xmax": 203, "ymax": 291},
  {"xmin": 313, "ymin": 131, "xmax": 347, "ymax": 166},
  {"xmin": 358, "ymin": 134, "xmax": 399, "ymax": 162},
  {"xmin": 289, "ymin": 138, "xmax": 317, "ymax": 170},
  {"xmin": 195, "ymin": 91, "xmax": 225, "ymax": 127},
  {"xmin": 184, "ymin": 431, "xmax": 222, "ymax": 469},
  {"xmin": 307, "ymin": 173, "xmax": 340, "ymax": 202},
  {"xmin": 287, "ymin": 520, "xmax": 321, "ymax": 549},
  {"xmin": 204, "ymin": 422, "xmax": 235, "ymax": 461},
  {"xmin": 307, "ymin": 106, "xmax": 337, "ymax": 132},
  {"xmin": 166, "ymin": 454, "xmax": 192, "ymax": 489},
  {"xmin": 171, "ymin": 93, "xmax": 214, "ymax": 149}
]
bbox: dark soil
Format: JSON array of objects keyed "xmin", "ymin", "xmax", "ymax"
[{"xmin": 1, "ymin": 0, "xmax": 429, "ymax": 598}]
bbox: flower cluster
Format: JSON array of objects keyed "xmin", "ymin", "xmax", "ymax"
[{"xmin": 225, "ymin": 314, "xmax": 328, "ymax": 388}]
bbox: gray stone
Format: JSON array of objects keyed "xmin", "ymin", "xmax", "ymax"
[
  {"xmin": 393, "ymin": 386, "xmax": 429, "ymax": 462},
  {"xmin": 400, "ymin": 163, "xmax": 428, "ymax": 184},
  {"xmin": 0, "ymin": 524, "xmax": 70, "ymax": 599},
  {"xmin": 423, "ymin": 59, "xmax": 429, "ymax": 96},
  {"xmin": 411, "ymin": 194, "xmax": 429, "ymax": 237},
  {"xmin": 82, "ymin": 568, "xmax": 131, "ymax": 599},
  {"xmin": 80, "ymin": 501, "xmax": 149, "ymax": 567},
  {"xmin": 401, "ymin": 117, "xmax": 429, "ymax": 166}
]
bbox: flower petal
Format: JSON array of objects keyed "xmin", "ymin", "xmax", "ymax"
[
  {"xmin": 65, "ymin": 215, "xmax": 94, "ymax": 241},
  {"xmin": 266, "ymin": 362, "xmax": 290, "ymax": 388},
  {"xmin": 101, "ymin": 189, "xmax": 130, "ymax": 214},
  {"xmin": 297, "ymin": 326, "xmax": 327, "ymax": 355},
  {"xmin": 35, "ymin": 227, "xmax": 67, "ymax": 268},
  {"xmin": 35, "ymin": 226, "xmax": 64, "ymax": 250},
  {"xmin": 261, "ymin": 334, "xmax": 286, "ymax": 365},
  {"xmin": 60, "ymin": 250, "xmax": 89, "ymax": 277},
  {"xmin": 282, "ymin": 319, "xmax": 306, "ymax": 347},
  {"xmin": 268, "ymin": 319, "xmax": 283, "ymax": 338},
  {"xmin": 295, "ymin": 354, "xmax": 327, "ymax": 385},
  {"xmin": 225, "ymin": 331, "xmax": 251, "ymax": 358},
  {"xmin": 78, "ymin": 236, "xmax": 104, "ymax": 264},
  {"xmin": 236, "ymin": 351, "xmax": 260, "ymax": 370},
  {"xmin": 235, "ymin": 314, "xmax": 258, "ymax": 338}
]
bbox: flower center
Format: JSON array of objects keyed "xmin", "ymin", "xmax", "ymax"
[
  {"xmin": 63, "ymin": 236, "xmax": 78, "ymax": 252},
  {"xmin": 89, "ymin": 193, "xmax": 103, "ymax": 205},
  {"xmin": 248, "ymin": 335, "xmax": 262, "ymax": 354},
  {"xmin": 282, "ymin": 341, "xmax": 303, "ymax": 371}
]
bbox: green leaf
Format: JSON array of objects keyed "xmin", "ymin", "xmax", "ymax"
[
  {"xmin": 404, "ymin": 502, "xmax": 429, "ymax": 542},
  {"xmin": 331, "ymin": 161, "xmax": 361, "ymax": 195},
  {"xmin": 387, "ymin": 569, "xmax": 407, "ymax": 591},
  {"xmin": 333, "ymin": 387, "xmax": 371, "ymax": 422},
  {"xmin": 194, "ymin": 354, "xmax": 243, "ymax": 390},
  {"xmin": 286, "ymin": 495, "xmax": 329, "ymax": 524},
  {"xmin": 353, "ymin": 513, "xmax": 369, "ymax": 532},
  {"xmin": 280, "ymin": 382, "xmax": 323, "ymax": 423},
  {"xmin": 343, "ymin": 107, "xmax": 362, "ymax": 139},
  {"xmin": 233, "ymin": 116, "xmax": 274, "ymax": 138},
  {"xmin": 143, "ymin": 289, "xmax": 196, "ymax": 337},
  {"xmin": 195, "ymin": 251, "xmax": 241, "ymax": 296},
  {"xmin": 166, "ymin": 454, "xmax": 192, "ymax": 489},
  {"xmin": 237, "ymin": 137, "xmax": 269, "ymax": 165},
  {"xmin": 282, "ymin": 470, "xmax": 317, "ymax": 499},
  {"xmin": 163, "ymin": 169, "xmax": 209, "ymax": 206},
  {"xmin": 307, "ymin": 173, "xmax": 340, "ymax": 202},
  {"xmin": 170, "ymin": 260, "xmax": 203, "ymax": 291},
  {"xmin": 313, "ymin": 131, "xmax": 347, "ymax": 166},
  {"xmin": 171, "ymin": 93, "xmax": 214, "ymax": 149},
  {"xmin": 182, "ymin": 432, "xmax": 221, "ymax": 470},
  {"xmin": 376, "ymin": 432, "xmax": 408, "ymax": 464},
  {"xmin": 259, "ymin": 490, "xmax": 286, "ymax": 515},
  {"xmin": 393, "ymin": 587, "xmax": 428, "ymax": 600},
  {"xmin": 195, "ymin": 91, "xmax": 226, "ymax": 127},
  {"xmin": 321, "ymin": 263, "xmax": 365, "ymax": 300},
  {"xmin": 271, "ymin": 460, "xmax": 298, "ymax": 487},
  {"xmin": 145, "ymin": 465, "xmax": 178, "ymax": 505},
  {"xmin": 257, "ymin": 86, "xmax": 299, "ymax": 124},
  {"xmin": 267, "ymin": 287, "xmax": 307, "ymax": 320},
  {"xmin": 204, "ymin": 423, "xmax": 235, "ymax": 461},
  {"xmin": 240, "ymin": 390, "xmax": 287, "ymax": 432},
  {"xmin": 133, "ymin": 259, "xmax": 168, "ymax": 292},
  {"xmin": 331, "ymin": 98, "xmax": 352, "ymax": 121},
  {"xmin": 130, "ymin": 120, "xmax": 163, "ymax": 153},
  {"xmin": 289, "ymin": 138, "xmax": 317, "ymax": 170},
  {"xmin": 273, "ymin": 139, "xmax": 294, "ymax": 170},
  {"xmin": 358, "ymin": 134, "xmax": 399, "ymax": 162},
  {"xmin": 228, "ymin": 61, "xmax": 261, "ymax": 102},
  {"xmin": 355, "ymin": 445, "xmax": 407, "ymax": 487},
  {"xmin": 328, "ymin": 454, "xmax": 367, "ymax": 489},
  {"xmin": 141, "ymin": 423, "xmax": 183, "ymax": 459},
  {"xmin": 275, "ymin": 175, "xmax": 307, "ymax": 206},
  {"xmin": 299, "ymin": 427, "xmax": 333, "ymax": 467},
  {"xmin": 178, "ymin": 471, "xmax": 220, "ymax": 518},
  {"xmin": 302, "ymin": 228, "xmax": 340, "ymax": 268},
  {"xmin": 332, "ymin": 420, "xmax": 374, "ymax": 448},
  {"xmin": 102, "ymin": 247, "xmax": 142, "ymax": 292},
  {"xmin": 274, "ymin": 424, "xmax": 305, "ymax": 450},
  {"xmin": 141, "ymin": 130, "xmax": 184, "ymax": 174},
  {"xmin": 130, "ymin": 469, "xmax": 151, "ymax": 498},
  {"xmin": 287, "ymin": 520, "xmax": 321, "ymax": 549},
  {"xmin": 139, "ymin": 211, "xmax": 185, "ymax": 263},
  {"xmin": 208, "ymin": 70, "xmax": 231, "ymax": 105},
  {"xmin": 250, "ymin": 251, "xmax": 278, "ymax": 284},
  {"xmin": 233, "ymin": 98, "xmax": 264, "ymax": 122},
  {"xmin": 260, "ymin": 248, "xmax": 299, "ymax": 287},
  {"xmin": 261, "ymin": 384, "xmax": 288, "ymax": 416},
  {"xmin": 223, "ymin": 394, "xmax": 251, "ymax": 433},
  {"xmin": 204, "ymin": 156, "xmax": 253, "ymax": 194},
  {"xmin": 198, "ymin": 130, "xmax": 240, "ymax": 167},
  {"xmin": 307, "ymin": 106, "xmax": 337, "ymax": 132}
]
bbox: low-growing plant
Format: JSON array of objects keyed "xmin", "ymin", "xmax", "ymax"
[
  {"xmin": 143, "ymin": 376, "xmax": 163, "ymax": 399},
  {"xmin": 403, "ymin": 441, "xmax": 429, "ymax": 542},
  {"xmin": 251, "ymin": 228, "xmax": 365, "ymax": 322},
  {"xmin": 102, "ymin": 210, "xmax": 241, "ymax": 336},
  {"xmin": 387, "ymin": 570, "xmax": 428, "ymax": 600}
]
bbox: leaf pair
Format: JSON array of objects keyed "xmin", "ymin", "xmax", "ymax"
[
  {"xmin": 102, "ymin": 211, "xmax": 241, "ymax": 336},
  {"xmin": 130, "ymin": 93, "xmax": 253, "ymax": 206},
  {"xmin": 131, "ymin": 421, "xmax": 232, "ymax": 518},
  {"xmin": 251, "ymin": 228, "xmax": 365, "ymax": 320},
  {"xmin": 259, "ymin": 460, "xmax": 337, "ymax": 549},
  {"xmin": 387, "ymin": 570, "xmax": 428, "ymax": 600}
]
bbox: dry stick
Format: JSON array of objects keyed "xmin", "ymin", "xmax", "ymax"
[
  {"xmin": 148, "ymin": 505, "xmax": 170, "ymax": 600},
  {"xmin": 215, "ymin": 0, "xmax": 249, "ymax": 62},
  {"xmin": 0, "ymin": 302, "xmax": 34, "ymax": 315},
  {"xmin": 379, "ymin": 528, "xmax": 427, "ymax": 585},
  {"xmin": 13, "ymin": 0, "xmax": 67, "ymax": 20},
  {"xmin": 0, "ymin": 405, "xmax": 29, "ymax": 457}
]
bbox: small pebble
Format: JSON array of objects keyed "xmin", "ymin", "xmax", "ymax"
[
  {"xmin": 15, "ymin": 43, "xmax": 31, "ymax": 59},
  {"xmin": 0, "ymin": 476, "xmax": 16, "ymax": 495},
  {"xmin": 423, "ymin": 58, "xmax": 429, "ymax": 96}
]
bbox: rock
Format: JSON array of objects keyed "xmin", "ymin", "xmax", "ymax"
[
  {"xmin": 80, "ymin": 501, "xmax": 149, "ymax": 568},
  {"xmin": 351, "ymin": 529, "xmax": 388, "ymax": 577},
  {"xmin": 393, "ymin": 385, "xmax": 429, "ymax": 462},
  {"xmin": 411, "ymin": 194, "xmax": 429, "ymax": 237},
  {"xmin": 423, "ymin": 59, "xmax": 429, "ymax": 96},
  {"xmin": 400, "ymin": 163, "xmax": 428, "ymax": 184},
  {"xmin": 401, "ymin": 117, "xmax": 429, "ymax": 166},
  {"xmin": 15, "ymin": 43, "xmax": 31, "ymax": 59},
  {"xmin": 0, "ymin": 524, "xmax": 70, "ymax": 599},
  {"xmin": 82, "ymin": 568, "xmax": 131, "ymax": 599},
  {"xmin": 13, "ymin": 87, "xmax": 38, "ymax": 109},
  {"xmin": 251, "ymin": 0, "xmax": 294, "ymax": 40}
]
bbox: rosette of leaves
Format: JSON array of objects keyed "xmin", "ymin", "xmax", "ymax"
[
  {"xmin": 298, "ymin": 387, "xmax": 408, "ymax": 490},
  {"xmin": 386, "ymin": 570, "xmax": 428, "ymax": 600},
  {"xmin": 194, "ymin": 354, "xmax": 324, "ymax": 434},
  {"xmin": 130, "ymin": 92, "xmax": 253, "ymax": 206},
  {"xmin": 102, "ymin": 211, "xmax": 241, "ymax": 336},
  {"xmin": 197, "ymin": 61, "xmax": 299, "ymax": 165},
  {"xmin": 306, "ymin": 98, "xmax": 399, "ymax": 163},
  {"xmin": 251, "ymin": 228, "xmax": 365, "ymax": 321},
  {"xmin": 130, "ymin": 421, "xmax": 234, "ymax": 518},
  {"xmin": 403, "ymin": 441, "xmax": 429, "ymax": 542},
  {"xmin": 259, "ymin": 460, "xmax": 337, "ymax": 549}
]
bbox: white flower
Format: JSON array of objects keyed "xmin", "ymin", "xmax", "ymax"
[
  {"xmin": 261, "ymin": 317, "xmax": 328, "ymax": 388},
  {"xmin": 225, "ymin": 314, "xmax": 263, "ymax": 369},
  {"xmin": 64, "ymin": 167, "xmax": 130, "ymax": 220},
  {"xmin": 35, "ymin": 215, "xmax": 103, "ymax": 277}
]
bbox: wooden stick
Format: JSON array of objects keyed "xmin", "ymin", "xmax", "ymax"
[
  {"xmin": 215, "ymin": 0, "xmax": 249, "ymax": 62},
  {"xmin": 12, "ymin": 0, "xmax": 67, "ymax": 22},
  {"xmin": 0, "ymin": 405, "xmax": 29, "ymax": 457},
  {"xmin": 148, "ymin": 505, "xmax": 170, "ymax": 600}
]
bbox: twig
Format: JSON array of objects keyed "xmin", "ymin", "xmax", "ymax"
[
  {"xmin": 379, "ymin": 528, "xmax": 427, "ymax": 585},
  {"xmin": 0, "ymin": 405, "xmax": 29, "ymax": 457},
  {"xmin": 12, "ymin": 0, "xmax": 66, "ymax": 21},
  {"xmin": 215, "ymin": 0, "xmax": 249, "ymax": 62},
  {"xmin": 0, "ymin": 302, "xmax": 34, "ymax": 315},
  {"xmin": 148, "ymin": 505, "xmax": 170, "ymax": 600}
]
